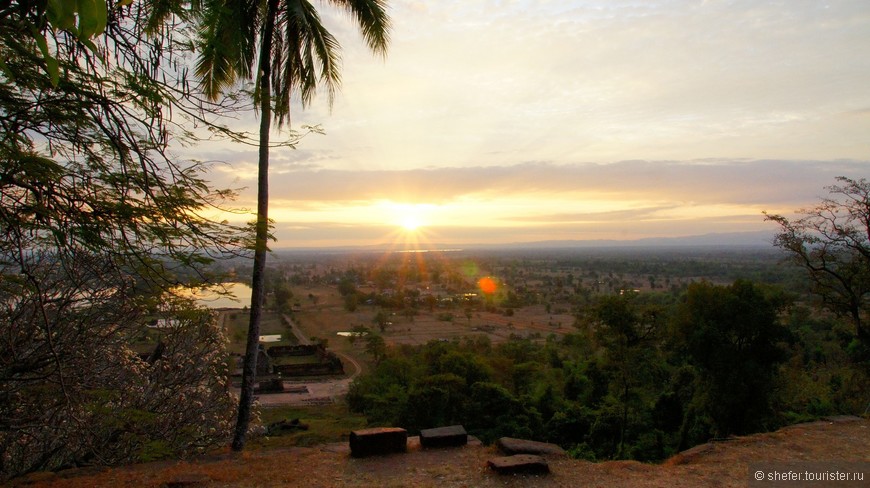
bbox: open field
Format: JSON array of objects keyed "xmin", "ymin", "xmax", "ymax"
[
  {"xmin": 292, "ymin": 285, "xmax": 575, "ymax": 358},
  {"xmin": 222, "ymin": 311, "xmax": 295, "ymax": 354}
]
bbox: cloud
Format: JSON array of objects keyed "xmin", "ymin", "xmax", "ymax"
[
  {"xmin": 508, "ymin": 205, "xmax": 683, "ymax": 223},
  {"xmin": 202, "ymin": 157, "xmax": 869, "ymax": 246},
  {"xmin": 211, "ymin": 158, "xmax": 870, "ymax": 207},
  {"xmin": 182, "ymin": 1, "xmax": 870, "ymax": 247},
  {"xmin": 270, "ymin": 0, "xmax": 870, "ymax": 168}
]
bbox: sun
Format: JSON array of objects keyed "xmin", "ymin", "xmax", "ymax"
[
  {"xmin": 386, "ymin": 202, "xmax": 432, "ymax": 233},
  {"xmin": 400, "ymin": 214, "xmax": 422, "ymax": 231}
]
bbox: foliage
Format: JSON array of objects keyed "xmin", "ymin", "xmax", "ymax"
[
  {"xmin": 672, "ymin": 280, "xmax": 789, "ymax": 439},
  {"xmin": 267, "ymin": 276, "xmax": 294, "ymax": 313},
  {"xmin": 7, "ymin": 0, "xmax": 113, "ymax": 85},
  {"xmin": 372, "ymin": 310, "xmax": 390, "ymax": 332},
  {"xmin": 347, "ymin": 278, "xmax": 865, "ymax": 462},
  {"xmin": 195, "ymin": 0, "xmax": 390, "ymax": 124},
  {"xmin": 251, "ymin": 403, "xmax": 367, "ymax": 449},
  {"xmin": 0, "ymin": 0, "xmax": 246, "ymax": 479},
  {"xmin": 0, "ymin": 0, "xmax": 247, "ymax": 282},
  {"xmin": 364, "ymin": 333, "xmax": 387, "ymax": 365},
  {"xmin": 587, "ymin": 293, "xmax": 664, "ymax": 457},
  {"xmin": 0, "ymin": 267, "xmax": 234, "ymax": 476},
  {"xmin": 766, "ymin": 176, "xmax": 870, "ymax": 355}
]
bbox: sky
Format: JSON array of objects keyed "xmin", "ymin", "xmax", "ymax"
[{"xmin": 189, "ymin": 0, "xmax": 870, "ymax": 248}]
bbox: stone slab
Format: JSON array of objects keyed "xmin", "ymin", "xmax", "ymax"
[
  {"xmin": 419, "ymin": 425, "xmax": 468, "ymax": 448},
  {"xmin": 487, "ymin": 454, "xmax": 550, "ymax": 475},
  {"xmin": 496, "ymin": 437, "xmax": 566, "ymax": 456},
  {"xmin": 349, "ymin": 427, "xmax": 408, "ymax": 457},
  {"xmin": 161, "ymin": 474, "xmax": 212, "ymax": 487}
]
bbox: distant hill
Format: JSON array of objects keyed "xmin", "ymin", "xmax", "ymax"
[
  {"xmin": 274, "ymin": 230, "xmax": 776, "ymax": 254},
  {"xmin": 487, "ymin": 230, "xmax": 776, "ymax": 250}
]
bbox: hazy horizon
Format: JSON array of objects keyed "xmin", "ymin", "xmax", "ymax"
[
  {"xmin": 265, "ymin": 229, "xmax": 778, "ymax": 252},
  {"xmin": 189, "ymin": 1, "xmax": 870, "ymax": 248}
]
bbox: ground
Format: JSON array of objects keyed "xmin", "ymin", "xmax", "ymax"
[
  {"xmin": 295, "ymin": 284, "xmax": 574, "ymax": 350},
  {"xmin": 240, "ymin": 284, "xmax": 575, "ymax": 406},
  {"xmin": 14, "ymin": 417, "xmax": 869, "ymax": 487}
]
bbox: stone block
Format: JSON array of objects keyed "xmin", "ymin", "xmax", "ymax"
[
  {"xmin": 161, "ymin": 474, "xmax": 211, "ymax": 487},
  {"xmin": 257, "ymin": 378, "xmax": 284, "ymax": 393},
  {"xmin": 349, "ymin": 427, "xmax": 408, "ymax": 457},
  {"xmin": 487, "ymin": 454, "xmax": 550, "ymax": 475},
  {"xmin": 419, "ymin": 425, "xmax": 468, "ymax": 448},
  {"xmin": 496, "ymin": 437, "xmax": 566, "ymax": 456}
]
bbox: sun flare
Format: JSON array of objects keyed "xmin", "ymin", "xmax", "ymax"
[
  {"xmin": 384, "ymin": 202, "xmax": 434, "ymax": 234},
  {"xmin": 400, "ymin": 215, "xmax": 422, "ymax": 231}
]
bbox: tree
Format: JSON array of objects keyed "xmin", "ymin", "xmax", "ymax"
[
  {"xmin": 272, "ymin": 282, "xmax": 294, "ymax": 313},
  {"xmin": 195, "ymin": 0, "xmax": 390, "ymax": 451},
  {"xmin": 373, "ymin": 310, "xmax": 390, "ymax": 332},
  {"xmin": 590, "ymin": 294, "xmax": 663, "ymax": 458},
  {"xmin": 365, "ymin": 333, "xmax": 387, "ymax": 365},
  {"xmin": 348, "ymin": 324, "xmax": 370, "ymax": 345},
  {"xmin": 765, "ymin": 177, "xmax": 870, "ymax": 352},
  {"xmin": 466, "ymin": 382, "xmax": 541, "ymax": 444},
  {"xmin": 338, "ymin": 277, "xmax": 358, "ymax": 296},
  {"xmin": 1, "ymin": 0, "xmax": 245, "ymax": 478},
  {"xmin": 672, "ymin": 280, "xmax": 789, "ymax": 439},
  {"xmin": 1, "ymin": 279, "xmax": 234, "ymax": 477}
]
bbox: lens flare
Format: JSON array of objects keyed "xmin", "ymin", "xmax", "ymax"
[{"xmin": 478, "ymin": 276, "xmax": 497, "ymax": 294}]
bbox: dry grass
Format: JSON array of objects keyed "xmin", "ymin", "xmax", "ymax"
[
  {"xmin": 223, "ymin": 312, "xmax": 290, "ymax": 354},
  {"xmin": 16, "ymin": 417, "xmax": 869, "ymax": 488}
]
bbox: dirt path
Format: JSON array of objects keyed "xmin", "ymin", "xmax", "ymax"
[
  {"xmin": 20, "ymin": 417, "xmax": 870, "ymax": 487},
  {"xmin": 283, "ymin": 314, "xmax": 312, "ymax": 346}
]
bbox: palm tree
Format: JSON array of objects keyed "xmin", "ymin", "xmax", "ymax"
[{"xmin": 194, "ymin": 0, "xmax": 389, "ymax": 451}]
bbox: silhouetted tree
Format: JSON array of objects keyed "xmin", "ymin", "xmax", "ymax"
[
  {"xmin": 766, "ymin": 177, "xmax": 870, "ymax": 353},
  {"xmin": 591, "ymin": 294, "xmax": 663, "ymax": 457},
  {"xmin": 195, "ymin": 0, "xmax": 390, "ymax": 451}
]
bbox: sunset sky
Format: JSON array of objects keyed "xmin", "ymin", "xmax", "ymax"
[{"xmin": 190, "ymin": 0, "xmax": 870, "ymax": 248}]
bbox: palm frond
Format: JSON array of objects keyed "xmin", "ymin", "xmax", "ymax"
[
  {"xmin": 325, "ymin": 0, "xmax": 390, "ymax": 55},
  {"xmin": 196, "ymin": 0, "xmax": 389, "ymax": 123},
  {"xmin": 194, "ymin": 0, "xmax": 263, "ymax": 100},
  {"xmin": 270, "ymin": 0, "xmax": 340, "ymax": 124}
]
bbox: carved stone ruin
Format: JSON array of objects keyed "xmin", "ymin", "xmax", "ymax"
[
  {"xmin": 419, "ymin": 425, "xmax": 468, "ymax": 448},
  {"xmin": 496, "ymin": 437, "xmax": 566, "ymax": 456},
  {"xmin": 349, "ymin": 427, "xmax": 408, "ymax": 457}
]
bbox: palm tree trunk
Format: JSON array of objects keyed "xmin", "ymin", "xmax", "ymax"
[{"xmin": 231, "ymin": 0, "xmax": 280, "ymax": 452}]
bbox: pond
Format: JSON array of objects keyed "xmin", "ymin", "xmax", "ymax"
[{"xmin": 175, "ymin": 282, "xmax": 253, "ymax": 309}]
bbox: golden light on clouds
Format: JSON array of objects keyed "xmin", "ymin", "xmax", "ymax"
[
  {"xmin": 185, "ymin": 1, "xmax": 870, "ymax": 248},
  {"xmin": 203, "ymin": 186, "xmax": 804, "ymax": 247}
]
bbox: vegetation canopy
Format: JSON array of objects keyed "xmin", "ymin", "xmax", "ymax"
[{"xmin": 0, "ymin": 0, "xmax": 249, "ymax": 478}]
